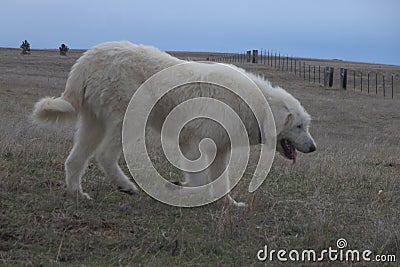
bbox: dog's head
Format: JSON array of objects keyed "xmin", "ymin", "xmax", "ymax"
[{"xmin": 266, "ymin": 88, "xmax": 316, "ymax": 163}]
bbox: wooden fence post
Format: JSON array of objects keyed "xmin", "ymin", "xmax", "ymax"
[
  {"xmin": 299, "ymin": 61, "xmax": 301, "ymax": 77},
  {"xmin": 313, "ymin": 66, "xmax": 316, "ymax": 83},
  {"xmin": 329, "ymin": 67, "xmax": 334, "ymax": 87},
  {"xmin": 340, "ymin": 68, "xmax": 347, "ymax": 89},
  {"xmin": 383, "ymin": 75, "xmax": 386, "ymax": 97},
  {"xmin": 286, "ymin": 56, "xmax": 289, "ymax": 71},
  {"xmin": 246, "ymin": 51, "xmax": 251, "ymax": 63},
  {"xmin": 252, "ymin": 50, "xmax": 258, "ymax": 63},
  {"xmin": 272, "ymin": 52, "xmax": 274, "ymax": 67},
  {"xmin": 278, "ymin": 53, "xmax": 281, "ymax": 69},
  {"xmin": 282, "ymin": 55, "xmax": 285, "ymax": 70},
  {"xmin": 263, "ymin": 50, "xmax": 265, "ymax": 64},
  {"xmin": 392, "ymin": 75, "xmax": 394, "ymax": 99},
  {"xmin": 324, "ymin": 67, "xmax": 334, "ymax": 87},
  {"xmin": 268, "ymin": 51, "xmax": 271, "ymax": 66},
  {"xmin": 290, "ymin": 57, "xmax": 293, "ymax": 72},
  {"xmin": 319, "ymin": 66, "xmax": 321, "ymax": 84},
  {"xmin": 324, "ymin": 67, "xmax": 330, "ymax": 87}
]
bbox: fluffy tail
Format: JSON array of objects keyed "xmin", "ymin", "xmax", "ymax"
[{"xmin": 32, "ymin": 96, "xmax": 77, "ymax": 125}]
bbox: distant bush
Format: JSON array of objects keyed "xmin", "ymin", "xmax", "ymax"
[
  {"xmin": 59, "ymin": 43, "xmax": 69, "ymax": 56},
  {"xmin": 20, "ymin": 40, "xmax": 31, "ymax": 54}
]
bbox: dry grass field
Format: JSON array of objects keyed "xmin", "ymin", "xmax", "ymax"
[{"xmin": 0, "ymin": 48, "xmax": 399, "ymax": 266}]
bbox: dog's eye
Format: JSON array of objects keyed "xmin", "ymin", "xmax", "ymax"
[{"xmin": 296, "ymin": 124, "xmax": 302, "ymax": 129}]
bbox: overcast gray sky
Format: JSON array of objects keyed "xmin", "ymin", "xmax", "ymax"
[{"xmin": 1, "ymin": 0, "xmax": 399, "ymax": 65}]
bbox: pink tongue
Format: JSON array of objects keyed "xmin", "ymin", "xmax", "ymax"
[{"xmin": 291, "ymin": 145, "xmax": 297, "ymax": 164}]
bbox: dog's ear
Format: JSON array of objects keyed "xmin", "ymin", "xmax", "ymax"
[
  {"xmin": 274, "ymin": 106, "xmax": 292, "ymax": 134},
  {"xmin": 284, "ymin": 113, "xmax": 293, "ymax": 127},
  {"xmin": 259, "ymin": 109, "xmax": 292, "ymax": 142}
]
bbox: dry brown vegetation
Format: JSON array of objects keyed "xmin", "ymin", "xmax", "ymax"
[{"xmin": 0, "ymin": 48, "xmax": 399, "ymax": 266}]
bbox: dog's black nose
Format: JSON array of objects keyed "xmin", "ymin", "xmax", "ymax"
[{"xmin": 309, "ymin": 143, "xmax": 316, "ymax": 152}]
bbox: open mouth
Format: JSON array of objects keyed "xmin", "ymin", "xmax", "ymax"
[{"xmin": 281, "ymin": 139, "xmax": 297, "ymax": 163}]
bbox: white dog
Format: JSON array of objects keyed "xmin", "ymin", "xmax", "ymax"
[{"xmin": 32, "ymin": 41, "xmax": 316, "ymax": 206}]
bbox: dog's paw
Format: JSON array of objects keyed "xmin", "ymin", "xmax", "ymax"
[
  {"xmin": 67, "ymin": 190, "xmax": 93, "ymax": 200},
  {"xmin": 118, "ymin": 182, "xmax": 138, "ymax": 195},
  {"xmin": 118, "ymin": 187, "xmax": 138, "ymax": 195},
  {"xmin": 165, "ymin": 180, "xmax": 185, "ymax": 191},
  {"xmin": 235, "ymin": 202, "xmax": 247, "ymax": 208},
  {"xmin": 225, "ymin": 195, "xmax": 247, "ymax": 208},
  {"xmin": 81, "ymin": 192, "xmax": 93, "ymax": 200}
]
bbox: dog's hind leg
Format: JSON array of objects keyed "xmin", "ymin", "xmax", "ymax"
[
  {"xmin": 95, "ymin": 124, "xmax": 138, "ymax": 195},
  {"xmin": 65, "ymin": 113, "xmax": 104, "ymax": 199}
]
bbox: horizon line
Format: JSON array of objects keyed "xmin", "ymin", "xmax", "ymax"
[{"xmin": 1, "ymin": 46, "xmax": 399, "ymax": 67}]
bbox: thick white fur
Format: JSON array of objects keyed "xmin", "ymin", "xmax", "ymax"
[
  {"xmin": 32, "ymin": 41, "xmax": 316, "ymax": 205},
  {"xmin": 32, "ymin": 97, "xmax": 76, "ymax": 124}
]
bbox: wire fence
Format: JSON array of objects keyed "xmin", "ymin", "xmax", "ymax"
[{"xmin": 207, "ymin": 50, "xmax": 399, "ymax": 99}]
